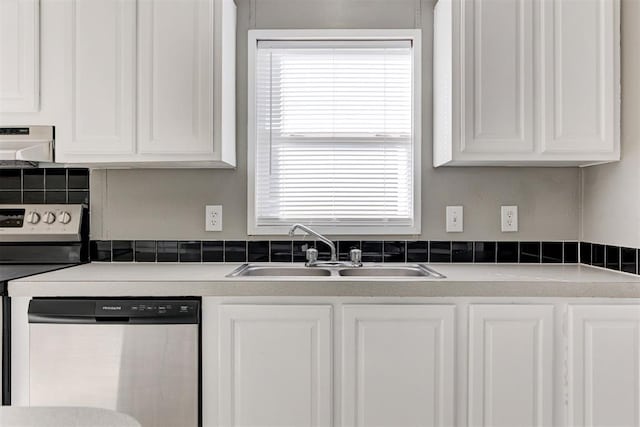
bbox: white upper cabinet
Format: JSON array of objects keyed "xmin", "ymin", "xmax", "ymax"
[
  {"xmin": 434, "ymin": 0, "xmax": 620, "ymax": 166},
  {"xmin": 54, "ymin": 0, "xmax": 236, "ymax": 167},
  {"xmin": 60, "ymin": 0, "xmax": 136, "ymax": 157},
  {"xmin": 0, "ymin": 0, "xmax": 39, "ymax": 113}
]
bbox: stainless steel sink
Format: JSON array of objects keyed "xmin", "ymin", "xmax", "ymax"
[
  {"xmin": 227, "ymin": 264, "xmax": 332, "ymax": 277},
  {"xmin": 227, "ymin": 263, "xmax": 445, "ymax": 278},
  {"xmin": 338, "ymin": 265, "xmax": 444, "ymax": 277}
]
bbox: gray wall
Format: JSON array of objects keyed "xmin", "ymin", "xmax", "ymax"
[
  {"xmin": 581, "ymin": 0, "xmax": 640, "ymax": 248},
  {"xmin": 90, "ymin": 0, "xmax": 581, "ymax": 241}
]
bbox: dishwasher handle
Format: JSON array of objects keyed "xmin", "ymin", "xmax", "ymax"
[{"xmin": 28, "ymin": 299, "xmax": 200, "ymax": 324}]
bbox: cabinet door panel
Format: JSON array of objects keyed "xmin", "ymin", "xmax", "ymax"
[
  {"xmin": 219, "ymin": 305, "xmax": 332, "ymax": 427},
  {"xmin": 462, "ymin": 0, "xmax": 534, "ymax": 154},
  {"xmin": 342, "ymin": 305, "xmax": 455, "ymax": 427},
  {"xmin": 61, "ymin": 0, "xmax": 136, "ymax": 156},
  {"xmin": 469, "ymin": 304, "xmax": 554, "ymax": 427},
  {"xmin": 541, "ymin": 0, "xmax": 617, "ymax": 153},
  {"xmin": 137, "ymin": 0, "xmax": 213, "ymax": 155},
  {"xmin": 0, "ymin": 0, "xmax": 39, "ymax": 112},
  {"xmin": 568, "ymin": 305, "xmax": 640, "ymax": 427}
]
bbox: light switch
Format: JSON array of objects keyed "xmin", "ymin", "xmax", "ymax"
[{"xmin": 446, "ymin": 206, "xmax": 463, "ymax": 232}]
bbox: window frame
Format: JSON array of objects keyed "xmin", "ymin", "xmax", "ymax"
[{"xmin": 247, "ymin": 29, "xmax": 422, "ymax": 236}]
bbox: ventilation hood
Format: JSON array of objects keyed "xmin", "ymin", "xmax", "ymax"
[{"xmin": 0, "ymin": 126, "xmax": 54, "ymax": 166}]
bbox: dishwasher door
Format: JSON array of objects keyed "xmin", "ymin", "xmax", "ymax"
[{"xmin": 28, "ymin": 299, "xmax": 199, "ymax": 427}]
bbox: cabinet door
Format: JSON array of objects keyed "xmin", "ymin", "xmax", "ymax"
[
  {"xmin": 342, "ymin": 305, "xmax": 455, "ymax": 427},
  {"xmin": 468, "ymin": 304, "xmax": 554, "ymax": 427},
  {"xmin": 218, "ymin": 305, "xmax": 332, "ymax": 427},
  {"xmin": 461, "ymin": 0, "xmax": 535, "ymax": 155},
  {"xmin": 0, "ymin": 0, "xmax": 39, "ymax": 112},
  {"xmin": 568, "ymin": 305, "xmax": 640, "ymax": 427},
  {"xmin": 541, "ymin": 0, "xmax": 618, "ymax": 155},
  {"xmin": 137, "ymin": 0, "xmax": 214, "ymax": 156},
  {"xmin": 58, "ymin": 0, "xmax": 136, "ymax": 159}
]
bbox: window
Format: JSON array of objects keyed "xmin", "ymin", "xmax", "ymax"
[{"xmin": 248, "ymin": 30, "xmax": 421, "ymax": 235}]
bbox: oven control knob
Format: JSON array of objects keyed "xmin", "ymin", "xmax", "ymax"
[
  {"xmin": 26, "ymin": 211, "xmax": 41, "ymax": 224},
  {"xmin": 58, "ymin": 211, "xmax": 72, "ymax": 224},
  {"xmin": 43, "ymin": 211, "xmax": 56, "ymax": 224}
]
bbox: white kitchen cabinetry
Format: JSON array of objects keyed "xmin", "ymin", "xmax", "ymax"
[
  {"xmin": 55, "ymin": 0, "xmax": 236, "ymax": 167},
  {"xmin": 469, "ymin": 304, "xmax": 554, "ymax": 427},
  {"xmin": 341, "ymin": 305, "xmax": 455, "ymax": 427},
  {"xmin": 0, "ymin": 0, "xmax": 39, "ymax": 112},
  {"xmin": 202, "ymin": 299, "xmax": 640, "ymax": 427},
  {"xmin": 218, "ymin": 305, "xmax": 332, "ymax": 427},
  {"xmin": 434, "ymin": 0, "xmax": 620, "ymax": 166},
  {"xmin": 567, "ymin": 305, "xmax": 640, "ymax": 427}
]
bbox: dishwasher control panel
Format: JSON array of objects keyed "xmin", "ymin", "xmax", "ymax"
[
  {"xmin": 95, "ymin": 300, "xmax": 199, "ymax": 317},
  {"xmin": 29, "ymin": 299, "xmax": 200, "ymax": 324}
]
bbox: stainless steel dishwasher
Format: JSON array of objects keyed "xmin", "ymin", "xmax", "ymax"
[{"xmin": 27, "ymin": 299, "xmax": 200, "ymax": 427}]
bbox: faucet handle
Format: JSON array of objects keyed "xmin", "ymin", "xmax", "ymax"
[
  {"xmin": 305, "ymin": 248, "xmax": 318, "ymax": 265},
  {"xmin": 349, "ymin": 248, "xmax": 362, "ymax": 266}
]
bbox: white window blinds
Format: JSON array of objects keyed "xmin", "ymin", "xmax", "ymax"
[{"xmin": 253, "ymin": 39, "xmax": 417, "ymax": 232}]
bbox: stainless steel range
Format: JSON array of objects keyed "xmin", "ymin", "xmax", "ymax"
[{"xmin": 0, "ymin": 203, "xmax": 89, "ymax": 405}]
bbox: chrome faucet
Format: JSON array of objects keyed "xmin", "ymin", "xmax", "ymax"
[
  {"xmin": 288, "ymin": 224, "xmax": 363, "ymax": 268},
  {"xmin": 288, "ymin": 223, "xmax": 337, "ymax": 262}
]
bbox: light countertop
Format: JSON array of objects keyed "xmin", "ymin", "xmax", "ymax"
[{"xmin": 8, "ymin": 262, "xmax": 640, "ymax": 298}]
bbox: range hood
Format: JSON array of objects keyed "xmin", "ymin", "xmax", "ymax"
[{"xmin": 0, "ymin": 126, "xmax": 54, "ymax": 166}]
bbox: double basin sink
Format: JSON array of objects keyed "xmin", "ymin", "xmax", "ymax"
[{"xmin": 227, "ymin": 264, "xmax": 446, "ymax": 278}]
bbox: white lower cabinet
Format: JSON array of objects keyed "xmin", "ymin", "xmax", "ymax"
[
  {"xmin": 567, "ymin": 305, "xmax": 640, "ymax": 427},
  {"xmin": 204, "ymin": 300, "xmax": 640, "ymax": 427},
  {"xmin": 217, "ymin": 305, "xmax": 332, "ymax": 427},
  {"xmin": 341, "ymin": 305, "xmax": 455, "ymax": 427},
  {"xmin": 468, "ymin": 304, "xmax": 554, "ymax": 427}
]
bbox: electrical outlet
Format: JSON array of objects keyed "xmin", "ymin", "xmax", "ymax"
[
  {"xmin": 205, "ymin": 205, "xmax": 223, "ymax": 231},
  {"xmin": 446, "ymin": 206, "xmax": 463, "ymax": 232},
  {"xmin": 501, "ymin": 205, "xmax": 518, "ymax": 232}
]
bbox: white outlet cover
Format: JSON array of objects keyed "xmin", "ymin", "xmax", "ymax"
[
  {"xmin": 206, "ymin": 205, "xmax": 223, "ymax": 232},
  {"xmin": 501, "ymin": 205, "xmax": 518, "ymax": 232},
  {"xmin": 446, "ymin": 206, "xmax": 463, "ymax": 232}
]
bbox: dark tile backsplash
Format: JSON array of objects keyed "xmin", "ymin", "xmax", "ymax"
[
  {"xmin": 406, "ymin": 241, "xmax": 428, "ymax": 263},
  {"xmin": 474, "ymin": 242, "xmax": 496, "ymax": 263},
  {"xmin": 497, "ymin": 241, "xmax": 519, "ymax": 263},
  {"xmin": 519, "ymin": 242, "xmax": 541, "ymax": 263},
  {"xmin": 621, "ymin": 247, "xmax": 637, "ymax": 274},
  {"xmin": 0, "ymin": 168, "xmax": 89, "ymax": 205},
  {"xmin": 156, "ymin": 241, "xmax": 178, "ymax": 262},
  {"xmin": 592, "ymin": 244, "xmax": 605, "ymax": 267},
  {"xmin": 248, "ymin": 241, "xmax": 269, "ymax": 262},
  {"xmin": 270, "ymin": 240, "xmax": 292, "ymax": 262},
  {"xmin": 112, "ymin": 240, "xmax": 134, "ymax": 262},
  {"xmin": 580, "ymin": 241, "xmax": 640, "ymax": 276},
  {"xmin": 135, "ymin": 241, "xmax": 156, "ymax": 262},
  {"xmin": 542, "ymin": 242, "xmax": 563, "ymax": 264},
  {"xmin": 202, "ymin": 241, "xmax": 224, "ymax": 263},
  {"xmin": 179, "ymin": 241, "xmax": 202, "ymax": 263},
  {"xmin": 90, "ymin": 239, "xmax": 588, "ymax": 266},
  {"xmin": 224, "ymin": 241, "xmax": 247, "ymax": 263},
  {"xmin": 429, "ymin": 241, "xmax": 451, "ymax": 262},
  {"xmin": 451, "ymin": 241, "xmax": 473, "ymax": 263},
  {"xmin": 361, "ymin": 241, "xmax": 383, "ymax": 263},
  {"xmin": 383, "ymin": 241, "xmax": 405, "ymax": 262}
]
